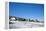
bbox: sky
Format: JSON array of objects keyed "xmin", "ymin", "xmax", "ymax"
[{"xmin": 9, "ymin": 2, "xmax": 44, "ymax": 21}]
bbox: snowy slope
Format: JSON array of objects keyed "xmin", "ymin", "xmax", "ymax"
[{"xmin": 9, "ymin": 21, "xmax": 44, "ymax": 29}]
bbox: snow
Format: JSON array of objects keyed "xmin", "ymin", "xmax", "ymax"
[{"xmin": 9, "ymin": 21, "xmax": 44, "ymax": 29}]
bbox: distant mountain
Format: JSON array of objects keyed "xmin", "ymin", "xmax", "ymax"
[
  {"xmin": 9, "ymin": 16, "xmax": 44, "ymax": 23},
  {"xmin": 9, "ymin": 16, "xmax": 27, "ymax": 21}
]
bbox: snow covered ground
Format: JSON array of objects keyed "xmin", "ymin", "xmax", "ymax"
[{"xmin": 9, "ymin": 21, "xmax": 44, "ymax": 29}]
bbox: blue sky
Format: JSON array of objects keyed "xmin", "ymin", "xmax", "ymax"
[{"xmin": 9, "ymin": 2, "xmax": 44, "ymax": 21}]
